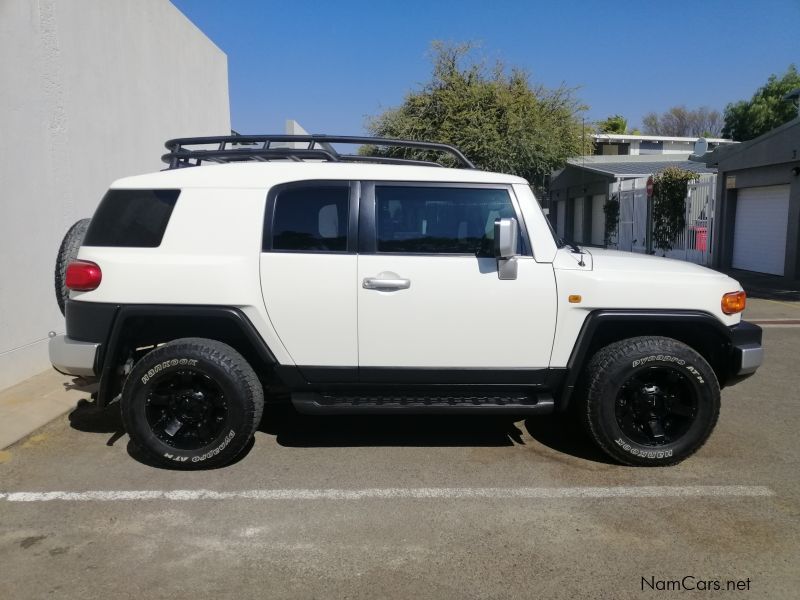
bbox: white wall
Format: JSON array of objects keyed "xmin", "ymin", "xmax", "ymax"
[
  {"xmin": 590, "ymin": 195, "xmax": 606, "ymax": 246},
  {"xmin": 556, "ymin": 200, "xmax": 566, "ymax": 238},
  {"xmin": 572, "ymin": 198, "xmax": 584, "ymax": 243},
  {"xmin": 0, "ymin": 0, "xmax": 231, "ymax": 391},
  {"xmin": 661, "ymin": 141, "xmax": 696, "ymax": 154}
]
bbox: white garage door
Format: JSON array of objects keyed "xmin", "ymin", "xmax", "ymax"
[
  {"xmin": 732, "ymin": 185, "xmax": 790, "ymax": 276},
  {"xmin": 556, "ymin": 200, "xmax": 566, "ymax": 238},
  {"xmin": 573, "ymin": 197, "xmax": 584, "ymax": 243},
  {"xmin": 591, "ymin": 194, "xmax": 606, "ymax": 246}
]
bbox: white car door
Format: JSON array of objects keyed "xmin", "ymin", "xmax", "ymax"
[
  {"xmin": 357, "ymin": 182, "xmax": 557, "ymax": 380},
  {"xmin": 259, "ymin": 181, "xmax": 358, "ymax": 376}
]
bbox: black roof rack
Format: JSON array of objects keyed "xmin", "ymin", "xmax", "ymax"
[{"xmin": 161, "ymin": 135, "xmax": 475, "ymax": 170}]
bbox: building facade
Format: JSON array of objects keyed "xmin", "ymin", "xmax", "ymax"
[
  {"xmin": 698, "ymin": 118, "xmax": 800, "ymax": 281},
  {"xmin": 548, "ymin": 155, "xmax": 717, "ymax": 264},
  {"xmin": 593, "ymin": 133, "xmax": 732, "ymax": 156},
  {"xmin": 0, "ymin": 0, "xmax": 231, "ymax": 391}
]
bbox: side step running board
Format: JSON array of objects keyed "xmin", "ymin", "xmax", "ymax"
[{"xmin": 292, "ymin": 392, "xmax": 555, "ymax": 415}]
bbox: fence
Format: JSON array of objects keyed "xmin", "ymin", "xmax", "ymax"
[{"xmin": 611, "ymin": 175, "xmax": 716, "ymax": 266}]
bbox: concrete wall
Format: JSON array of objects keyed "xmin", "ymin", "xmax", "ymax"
[{"xmin": 0, "ymin": 0, "xmax": 231, "ymax": 391}]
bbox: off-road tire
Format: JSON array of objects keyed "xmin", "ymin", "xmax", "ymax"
[
  {"xmin": 54, "ymin": 218, "xmax": 91, "ymax": 315},
  {"xmin": 582, "ymin": 336, "xmax": 720, "ymax": 467},
  {"xmin": 121, "ymin": 338, "xmax": 264, "ymax": 470}
]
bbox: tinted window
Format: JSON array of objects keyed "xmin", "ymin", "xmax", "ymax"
[
  {"xmin": 375, "ymin": 186, "xmax": 516, "ymax": 255},
  {"xmin": 271, "ymin": 186, "xmax": 349, "ymax": 252},
  {"xmin": 83, "ymin": 189, "xmax": 179, "ymax": 247}
]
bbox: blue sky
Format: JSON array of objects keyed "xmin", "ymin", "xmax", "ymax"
[{"xmin": 171, "ymin": 0, "xmax": 799, "ymax": 135}]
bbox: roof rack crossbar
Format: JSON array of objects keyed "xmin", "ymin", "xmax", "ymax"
[
  {"xmin": 161, "ymin": 147, "xmax": 342, "ymax": 167},
  {"xmin": 338, "ymin": 155, "xmax": 444, "ymax": 168},
  {"xmin": 162, "ymin": 135, "xmax": 475, "ymax": 170}
]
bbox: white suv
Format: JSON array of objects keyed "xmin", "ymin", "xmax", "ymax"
[{"xmin": 49, "ymin": 135, "xmax": 763, "ymax": 469}]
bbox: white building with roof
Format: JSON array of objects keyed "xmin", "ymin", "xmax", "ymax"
[{"xmin": 593, "ymin": 133, "xmax": 733, "ymax": 156}]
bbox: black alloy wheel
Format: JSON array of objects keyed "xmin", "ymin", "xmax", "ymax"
[
  {"xmin": 615, "ymin": 366, "xmax": 698, "ymax": 446},
  {"xmin": 145, "ymin": 369, "xmax": 228, "ymax": 451}
]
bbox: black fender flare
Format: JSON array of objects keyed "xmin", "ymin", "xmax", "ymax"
[
  {"xmin": 96, "ymin": 304, "xmax": 278, "ymax": 406},
  {"xmin": 557, "ymin": 309, "xmax": 736, "ymax": 412}
]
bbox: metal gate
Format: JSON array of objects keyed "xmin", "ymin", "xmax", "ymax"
[
  {"xmin": 662, "ymin": 178, "xmax": 715, "ymax": 266},
  {"xmin": 616, "ymin": 188, "xmax": 648, "ymax": 253},
  {"xmin": 612, "ymin": 176, "xmax": 715, "ymax": 266}
]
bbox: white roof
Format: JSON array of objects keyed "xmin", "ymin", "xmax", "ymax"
[
  {"xmin": 565, "ymin": 155, "xmax": 716, "ymax": 178},
  {"xmin": 111, "ymin": 161, "xmax": 528, "ymax": 189},
  {"xmin": 592, "ymin": 133, "xmax": 732, "ymax": 144}
]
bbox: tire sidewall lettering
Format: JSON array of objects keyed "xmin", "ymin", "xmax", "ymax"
[
  {"xmin": 141, "ymin": 358, "xmax": 198, "ymax": 384},
  {"xmin": 631, "ymin": 355, "xmax": 705, "ymax": 384},
  {"xmin": 162, "ymin": 429, "xmax": 236, "ymax": 463},
  {"xmin": 614, "ymin": 437, "xmax": 673, "ymax": 459}
]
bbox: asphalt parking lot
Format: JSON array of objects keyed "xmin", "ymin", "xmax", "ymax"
[{"xmin": 1, "ymin": 322, "xmax": 799, "ymax": 599}]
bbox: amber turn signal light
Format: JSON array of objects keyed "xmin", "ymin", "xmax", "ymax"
[{"xmin": 721, "ymin": 291, "xmax": 746, "ymax": 315}]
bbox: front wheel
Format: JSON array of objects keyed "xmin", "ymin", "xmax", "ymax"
[
  {"xmin": 121, "ymin": 338, "xmax": 264, "ymax": 469},
  {"xmin": 581, "ymin": 336, "xmax": 720, "ymax": 466}
]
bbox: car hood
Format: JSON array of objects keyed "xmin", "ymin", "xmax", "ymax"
[
  {"xmin": 552, "ymin": 247, "xmax": 744, "ymax": 328},
  {"xmin": 584, "ymin": 247, "xmax": 729, "ymax": 278}
]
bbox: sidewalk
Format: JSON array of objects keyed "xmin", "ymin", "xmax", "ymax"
[
  {"xmin": 0, "ymin": 370, "xmax": 93, "ymax": 450},
  {"xmin": 744, "ymin": 297, "xmax": 800, "ymax": 321}
]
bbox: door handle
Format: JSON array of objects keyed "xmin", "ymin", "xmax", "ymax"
[{"xmin": 363, "ymin": 277, "xmax": 411, "ymax": 290}]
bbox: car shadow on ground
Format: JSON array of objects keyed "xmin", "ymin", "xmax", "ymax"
[
  {"xmin": 258, "ymin": 404, "xmax": 525, "ymax": 448},
  {"xmin": 524, "ymin": 415, "xmax": 616, "ymax": 465},
  {"xmin": 68, "ymin": 398, "xmax": 256, "ymax": 470},
  {"xmin": 68, "ymin": 398, "xmax": 126, "ymax": 445},
  {"xmin": 67, "ymin": 400, "xmax": 614, "ymax": 467}
]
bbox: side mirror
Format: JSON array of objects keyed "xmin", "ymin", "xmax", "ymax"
[
  {"xmin": 494, "ymin": 218, "xmax": 519, "ymax": 258},
  {"xmin": 494, "ymin": 218, "xmax": 519, "ymax": 280}
]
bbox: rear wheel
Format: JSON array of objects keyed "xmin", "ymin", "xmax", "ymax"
[
  {"xmin": 54, "ymin": 218, "xmax": 91, "ymax": 315},
  {"xmin": 121, "ymin": 338, "xmax": 264, "ymax": 469},
  {"xmin": 581, "ymin": 336, "xmax": 720, "ymax": 466}
]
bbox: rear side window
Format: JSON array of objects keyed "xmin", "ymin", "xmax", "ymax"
[
  {"xmin": 269, "ymin": 186, "xmax": 349, "ymax": 252},
  {"xmin": 83, "ymin": 189, "xmax": 179, "ymax": 247}
]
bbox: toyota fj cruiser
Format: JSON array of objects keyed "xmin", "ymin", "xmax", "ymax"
[{"xmin": 50, "ymin": 135, "xmax": 763, "ymax": 469}]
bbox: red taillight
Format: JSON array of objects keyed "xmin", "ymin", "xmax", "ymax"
[{"xmin": 65, "ymin": 260, "xmax": 102, "ymax": 291}]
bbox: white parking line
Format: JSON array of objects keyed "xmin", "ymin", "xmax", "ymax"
[{"xmin": 0, "ymin": 485, "xmax": 774, "ymax": 502}]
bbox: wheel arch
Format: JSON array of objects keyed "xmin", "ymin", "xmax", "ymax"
[
  {"xmin": 98, "ymin": 305, "xmax": 278, "ymax": 407},
  {"xmin": 557, "ymin": 310, "xmax": 734, "ymax": 412}
]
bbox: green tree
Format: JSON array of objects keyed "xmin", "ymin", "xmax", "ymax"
[
  {"xmin": 651, "ymin": 167, "xmax": 698, "ymax": 255},
  {"xmin": 597, "ymin": 114, "xmax": 628, "ymax": 134},
  {"xmin": 722, "ymin": 64, "xmax": 800, "ymax": 140},
  {"xmin": 364, "ymin": 42, "xmax": 592, "ymax": 190}
]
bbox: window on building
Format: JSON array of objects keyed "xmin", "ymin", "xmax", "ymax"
[
  {"xmin": 270, "ymin": 186, "xmax": 349, "ymax": 252},
  {"xmin": 374, "ymin": 186, "xmax": 517, "ymax": 255}
]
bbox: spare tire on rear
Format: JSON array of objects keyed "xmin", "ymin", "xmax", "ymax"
[{"xmin": 54, "ymin": 218, "xmax": 91, "ymax": 315}]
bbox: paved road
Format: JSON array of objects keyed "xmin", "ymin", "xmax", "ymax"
[{"xmin": 1, "ymin": 327, "xmax": 798, "ymax": 599}]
